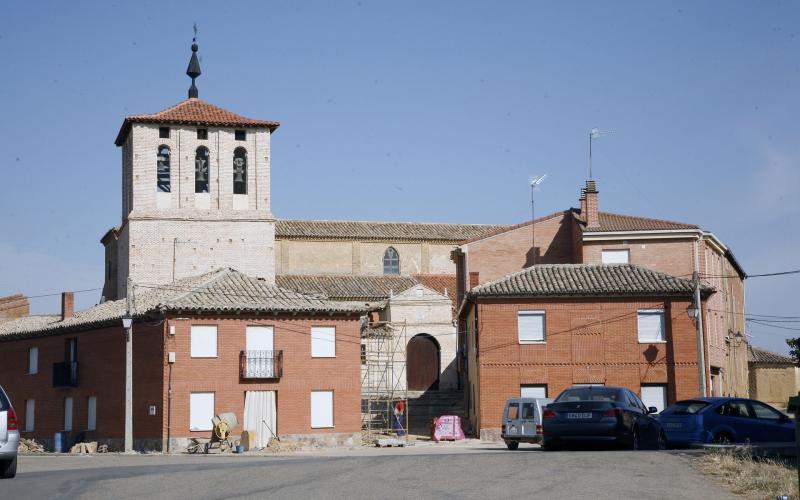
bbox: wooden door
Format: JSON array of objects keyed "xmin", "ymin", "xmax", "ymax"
[{"xmin": 407, "ymin": 335, "xmax": 439, "ymax": 391}]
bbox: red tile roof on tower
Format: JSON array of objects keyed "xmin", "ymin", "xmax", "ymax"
[{"xmin": 115, "ymin": 98, "xmax": 280, "ymax": 145}]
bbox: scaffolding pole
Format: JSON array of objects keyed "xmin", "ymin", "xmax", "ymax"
[{"xmin": 361, "ymin": 320, "xmax": 408, "ymax": 445}]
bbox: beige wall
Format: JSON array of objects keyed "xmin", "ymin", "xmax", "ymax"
[
  {"xmin": 275, "ymin": 239, "xmax": 457, "ymax": 276},
  {"xmin": 749, "ymin": 365, "xmax": 800, "ymax": 409}
]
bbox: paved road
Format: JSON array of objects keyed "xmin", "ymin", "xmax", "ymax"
[{"xmin": 4, "ymin": 443, "xmax": 735, "ymax": 500}]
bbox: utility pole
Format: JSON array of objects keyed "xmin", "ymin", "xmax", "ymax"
[
  {"xmin": 124, "ymin": 277, "xmax": 134, "ymax": 452},
  {"xmin": 692, "ymin": 272, "xmax": 708, "ymax": 397}
]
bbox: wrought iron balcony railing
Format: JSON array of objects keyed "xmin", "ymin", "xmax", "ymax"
[
  {"xmin": 53, "ymin": 361, "xmax": 78, "ymax": 388},
  {"xmin": 240, "ymin": 350, "xmax": 282, "ymax": 379}
]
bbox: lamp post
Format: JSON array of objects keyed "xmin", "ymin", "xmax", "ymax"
[
  {"xmin": 123, "ymin": 277, "xmax": 134, "ymax": 452},
  {"xmin": 529, "ymin": 175, "xmax": 546, "ymax": 266},
  {"xmin": 687, "ymin": 272, "xmax": 707, "ymax": 397}
]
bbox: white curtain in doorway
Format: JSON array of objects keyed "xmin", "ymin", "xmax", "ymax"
[{"xmin": 244, "ymin": 391, "xmax": 276, "ymax": 449}]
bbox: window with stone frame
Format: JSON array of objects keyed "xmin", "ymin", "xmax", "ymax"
[
  {"xmin": 195, "ymin": 146, "xmax": 210, "ymax": 193},
  {"xmin": 233, "ymin": 147, "xmax": 247, "ymax": 195},
  {"xmin": 383, "ymin": 247, "xmax": 400, "ymax": 275},
  {"xmin": 157, "ymin": 145, "xmax": 171, "ymax": 192}
]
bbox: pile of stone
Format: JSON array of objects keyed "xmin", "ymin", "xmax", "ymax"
[
  {"xmin": 18, "ymin": 438, "xmax": 45, "ymax": 454},
  {"xmin": 69, "ymin": 442, "xmax": 108, "ymax": 454}
]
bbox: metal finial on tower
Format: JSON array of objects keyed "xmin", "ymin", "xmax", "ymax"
[{"xmin": 186, "ymin": 24, "xmax": 201, "ymax": 99}]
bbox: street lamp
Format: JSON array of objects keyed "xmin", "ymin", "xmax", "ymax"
[
  {"xmin": 686, "ymin": 304, "xmax": 699, "ymax": 319},
  {"xmin": 122, "ymin": 316, "xmax": 132, "ymax": 329}
]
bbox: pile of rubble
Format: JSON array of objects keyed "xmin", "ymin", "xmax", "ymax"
[
  {"xmin": 70, "ymin": 442, "xmax": 108, "ymax": 454},
  {"xmin": 19, "ymin": 438, "xmax": 45, "ymax": 454}
]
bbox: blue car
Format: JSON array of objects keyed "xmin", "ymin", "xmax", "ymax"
[{"xmin": 657, "ymin": 397, "xmax": 794, "ymax": 447}]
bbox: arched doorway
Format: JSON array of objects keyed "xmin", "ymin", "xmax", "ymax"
[{"xmin": 407, "ymin": 334, "xmax": 440, "ymax": 391}]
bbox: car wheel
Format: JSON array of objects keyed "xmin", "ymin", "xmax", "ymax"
[
  {"xmin": 657, "ymin": 431, "xmax": 667, "ymax": 450},
  {"xmin": 714, "ymin": 433, "xmax": 732, "ymax": 445},
  {"xmin": 542, "ymin": 439, "xmax": 559, "ymax": 451},
  {"xmin": 629, "ymin": 428, "xmax": 639, "ymax": 451},
  {"xmin": 0, "ymin": 457, "xmax": 17, "ymax": 479},
  {"xmin": 505, "ymin": 441, "xmax": 519, "ymax": 451}
]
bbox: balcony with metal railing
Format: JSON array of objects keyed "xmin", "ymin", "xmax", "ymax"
[
  {"xmin": 53, "ymin": 361, "xmax": 79, "ymax": 388},
  {"xmin": 240, "ymin": 350, "xmax": 282, "ymax": 379}
]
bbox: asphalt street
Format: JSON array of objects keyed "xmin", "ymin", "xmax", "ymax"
[{"xmin": 4, "ymin": 443, "xmax": 736, "ymax": 500}]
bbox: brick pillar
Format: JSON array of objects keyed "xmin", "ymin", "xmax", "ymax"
[
  {"xmin": 585, "ymin": 180, "xmax": 599, "ymax": 228},
  {"xmin": 61, "ymin": 292, "xmax": 74, "ymax": 320},
  {"xmin": 579, "ymin": 188, "xmax": 587, "ymax": 218}
]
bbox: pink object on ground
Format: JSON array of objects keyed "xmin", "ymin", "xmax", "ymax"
[{"xmin": 432, "ymin": 415, "xmax": 465, "ymax": 442}]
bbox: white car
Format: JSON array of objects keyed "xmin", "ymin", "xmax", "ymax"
[{"xmin": 0, "ymin": 385, "xmax": 19, "ymax": 479}]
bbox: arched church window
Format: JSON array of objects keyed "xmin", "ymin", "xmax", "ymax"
[
  {"xmin": 383, "ymin": 247, "xmax": 400, "ymax": 275},
  {"xmin": 195, "ymin": 146, "xmax": 210, "ymax": 193},
  {"xmin": 233, "ymin": 147, "xmax": 247, "ymax": 195},
  {"xmin": 157, "ymin": 145, "xmax": 171, "ymax": 192}
]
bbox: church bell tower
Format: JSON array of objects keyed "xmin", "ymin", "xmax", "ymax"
[{"xmin": 102, "ymin": 38, "xmax": 279, "ymax": 300}]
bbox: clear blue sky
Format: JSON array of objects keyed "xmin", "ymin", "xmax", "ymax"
[{"xmin": 0, "ymin": 1, "xmax": 798, "ymax": 353}]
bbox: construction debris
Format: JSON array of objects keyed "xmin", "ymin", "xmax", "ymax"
[
  {"xmin": 18, "ymin": 438, "xmax": 45, "ymax": 454},
  {"xmin": 70, "ymin": 442, "xmax": 99, "ymax": 454}
]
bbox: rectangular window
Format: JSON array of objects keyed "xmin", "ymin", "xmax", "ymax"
[
  {"xmin": 518, "ymin": 311, "xmax": 545, "ymax": 342},
  {"xmin": 28, "ymin": 347, "xmax": 38, "ymax": 374},
  {"xmin": 640, "ymin": 385, "xmax": 667, "ymax": 413},
  {"xmin": 311, "ymin": 326, "xmax": 336, "ymax": 357},
  {"xmin": 197, "ymin": 128, "xmax": 208, "ymax": 140},
  {"xmin": 25, "ymin": 399, "xmax": 35, "ymax": 432},
  {"xmin": 637, "ymin": 310, "xmax": 666, "ymax": 343},
  {"xmin": 159, "ymin": 126, "xmax": 170, "ymax": 139},
  {"xmin": 520, "ymin": 385, "xmax": 547, "ymax": 399},
  {"xmin": 311, "ymin": 390, "xmax": 334, "ymax": 428},
  {"xmin": 191, "ymin": 325, "xmax": 218, "ymax": 358},
  {"xmin": 63, "ymin": 397, "xmax": 73, "ymax": 431},
  {"xmin": 235, "ymin": 129, "xmax": 246, "ymax": 141},
  {"xmin": 601, "ymin": 249, "xmax": 630, "ymax": 264},
  {"xmin": 189, "ymin": 392, "xmax": 215, "ymax": 431},
  {"xmin": 87, "ymin": 396, "xmax": 97, "ymax": 431}
]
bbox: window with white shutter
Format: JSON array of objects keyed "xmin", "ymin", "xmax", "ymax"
[
  {"xmin": 191, "ymin": 325, "xmax": 218, "ymax": 358},
  {"xmin": 641, "ymin": 385, "xmax": 667, "ymax": 413},
  {"xmin": 637, "ymin": 310, "xmax": 665, "ymax": 343},
  {"xmin": 518, "ymin": 311, "xmax": 546, "ymax": 343},
  {"xmin": 190, "ymin": 392, "xmax": 215, "ymax": 431},
  {"xmin": 520, "ymin": 385, "xmax": 547, "ymax": 398},
  {"xmin": 28, "ymin": 347, "xmax": 38, "ymax": 375},
  {"xmin": 311, "ymin": 326, "xmax": 336, "ymax": 358},
  {"xmin": 87, "ymin": 396, "xmax": 97, "ymax": 431},
  {"xmin": 311, "ymin": 390, "xmax": 334, "ymax": 428},
  {"xmin": 602, "ymin": 249, "xmax": 630, "ymax": 264}
]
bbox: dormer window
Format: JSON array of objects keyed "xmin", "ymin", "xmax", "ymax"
[
  {"xmin": 159, "ymin": 127, "xmax": 170, "ymax": 139},
  {"xmin": 157, "ymin": 146, "xmax": 171, "ymax": 192},
  {"xmin": 197, "ymin": 128, "xmax": 208, "ymax": 140},
  {"xmin": 195, "ymin": 147, "xmax": 210, "ymax": 193},
  {"xmin": 235, "ymin": 130, "xmax": 246, "ymax": 141},
  {"xmin": 233, "ymin": 147, "xmax": 247, "ymax": 195}
]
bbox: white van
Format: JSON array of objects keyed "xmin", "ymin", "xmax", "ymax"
[{"xmin": 501, "ymin": 397, "xmax": 553, "ymax": 450}]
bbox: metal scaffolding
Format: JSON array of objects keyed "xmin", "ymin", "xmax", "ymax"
[{"xmin": 361, "ymin": 320, "xmax": 408, "ymax": 444}]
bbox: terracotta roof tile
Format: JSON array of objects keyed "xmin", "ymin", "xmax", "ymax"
[
  {"xmin": 748, "ymin": 345, "xmax": 795, "ymax": 365},
  {"xmin": 578, "ymin": 210, "xmax": 699, "ymax": 232},
  {"xmin": 115, "ymin": 99, "xmax": 280, "ymax": 145},
  {"xmin": 469, "ymin": 264, "xmax": 702, "ymax": 297},
  {"xmin": 0, "ymin": 269, "xmax": 368, "ymax": 341},
  {"xmin": 276, "ymin": 219, "xmax": 510, "ymax": 242},
  {"xmin": 276, "ymin": 275, "xmax": 418, "ymax": 301}
]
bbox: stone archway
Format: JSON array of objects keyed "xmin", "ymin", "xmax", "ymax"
[{"xmin": 407, "ymin": 334, "xmax": 440, "ymax": 391}]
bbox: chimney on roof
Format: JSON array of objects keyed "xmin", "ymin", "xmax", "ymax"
[
  {"xmin": 584, "ymin": 180, "xmax": 599, "ymax": 228},
  {"xmin": 469, "ymin": 272, "xmax": 480, "ymax": 290},
  {"xmin": 61, "ymin": 292, "xmax": 74, "ymax": 321}
]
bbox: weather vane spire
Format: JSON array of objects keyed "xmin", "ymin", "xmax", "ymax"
[{"xmin": 186, "ymin": 24, "xmax": 201, "ymax": 99}]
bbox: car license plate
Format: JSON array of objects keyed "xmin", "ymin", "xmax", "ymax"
[
  {"xmin": 567, "ymin": 412, "xmax": 592, "ymax": 419},
  {"xmin": 665, "ymin": 422, "xmax": 683, "ymax": 429}
]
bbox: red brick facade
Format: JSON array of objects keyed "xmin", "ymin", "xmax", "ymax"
[
  {"xmin": 0, "ymin": 313, "xmax": 362, "ymax": 451},
  {"xmin": 465, "ymin": 296, "xmax": 703, "ymax": 438}
]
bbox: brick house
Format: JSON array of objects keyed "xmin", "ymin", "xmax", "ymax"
[
  {"xmin": 0, "ymin": 268, "xmax": 369, "ymax": 451},
  {"xmin": 460, "ymin": 264, "xmax": 712, "ymax": 440},
  {"xmin": 747, "ymin": 346, "xmax": 799, "ymax": 410},
  {"xmin": 453, "ymin": 179, "xmax": 747, "ymax": 401}
]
